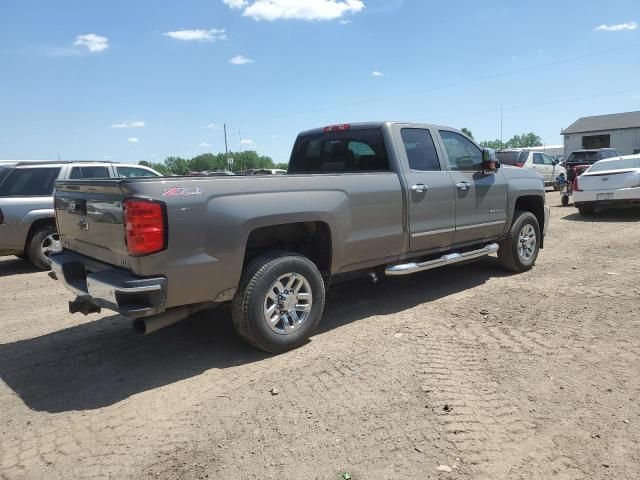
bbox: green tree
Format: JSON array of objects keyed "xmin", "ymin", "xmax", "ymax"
[
  {"xmin": 505, "ymin": 132, "xmax": 543, "ymax": 148},
  {"xmin": 461, "ymin": 128, "xmax": 474, "ymax": 139},
  {"xmin": 479, "ymin": 139, "xmax": 504, "ymax": 149}
]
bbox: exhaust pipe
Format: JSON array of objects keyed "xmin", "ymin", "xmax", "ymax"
[{"xmin": 132, "ymin": 303, "xmax": 212, "ymax": 335}]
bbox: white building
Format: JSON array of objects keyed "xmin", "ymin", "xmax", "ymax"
[{"xmin": 562, "ymin": 111, "xmax": 640, "ymax": 156}]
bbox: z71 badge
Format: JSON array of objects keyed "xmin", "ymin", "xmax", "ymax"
[
  {"xmin": 490, "ymin": 208, "xmax": 505, "ymax": 215},
  {"xmin": 163, "ymin": 186, "xmax": 203, "ymax": 197}
]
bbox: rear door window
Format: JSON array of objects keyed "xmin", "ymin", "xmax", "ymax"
[
  {"xmin": 289, "ymin": 128, "xmax": 389, "ymax": 173},
  {"xmin": 496, "ymin": 151, "xmax": 528, "ymax": 166},
  {"xmin": 401, "ymin": 128, "xmax": 441, "ymax": 171},
  {"xmin": 439, "ymin": 130, "xmax": 483, "ymax": 171},
  {"xmin": 533, "ymin": 153, "xmax": 544, "ymax": 165},
  {"xmin": 0, "ymin": 167, "xmax": 61, "ymax": 196},
  {"xmin": 69, "ymin": 166, "xmax": 111, "ymax": 179}
]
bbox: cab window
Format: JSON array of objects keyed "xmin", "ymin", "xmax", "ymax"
[
  {"xmin": 401, "ymin": 128, "xmax": 441, "ymax": 171},
  {"xmin": 439, "ymin": 130, "xmax": 482, "ymax": 171}
]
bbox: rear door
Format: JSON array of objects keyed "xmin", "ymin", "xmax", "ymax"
[
  {"xmin": 396, "ymin": 127, "xmax": 456, "ymax": 252},
  {"xmin": 436, "ymin": 130, "xmax": 508, "ymax": 245},
  {"xmin": 531, "ymin": 153, "xmax": 549, "ymax": 182}
]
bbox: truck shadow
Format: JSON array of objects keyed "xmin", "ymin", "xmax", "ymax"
[{"xmin": 0, "ymin": 258, "xmax": 506, "ymax": 413}]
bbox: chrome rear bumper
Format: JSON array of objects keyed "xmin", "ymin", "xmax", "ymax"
[{"xmin": 50, "ymin": 251, "xmax": 167, "ymax": 317}]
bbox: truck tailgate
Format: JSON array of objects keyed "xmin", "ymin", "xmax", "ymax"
[{"xmin": 54, "ymin": 181, "xmax": 131, "ymax": 269}]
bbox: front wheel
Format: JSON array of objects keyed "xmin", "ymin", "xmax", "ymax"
[
  {"xmin": 498, "ymin": 211, "xmax": 541, "ymax": 273},
  {"xmin": 26, "ymin": 225, "xmax": 61, "ymax": 270},
  {"xmin": 232, "ymin": 253, "xmax": 326, "ymax": 353}
]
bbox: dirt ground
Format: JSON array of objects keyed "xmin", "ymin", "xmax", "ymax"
[{"xmin": 1, "ymin": 192, "xmax": 639, "ymax": 480}]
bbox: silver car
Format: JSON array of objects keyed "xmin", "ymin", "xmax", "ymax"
[{"xmin": 0, "ymin": 160, "xmax": 160, "ymax": 269}]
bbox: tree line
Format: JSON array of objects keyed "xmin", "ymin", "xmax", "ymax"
[
  {"xmin": 461, "ymin": 128, "xmax": 543, "ymax": 149},
  {"xmin": 139, "ymin": 150, "xmax": 288, "ymax": 176}
]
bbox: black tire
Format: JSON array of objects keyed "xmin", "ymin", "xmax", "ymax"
[
  {"xmin": 26, "ymin": 225, "xmax": 58, "ymax": 270},
  {"xmin": 561, "ymin": 195, "xmax": 569, "ymax": 207},
  {"xmin": 578, "ymin": 205, "xmax": 595, "ymax": 216},
  {"xmin": 232, "ymin": 252, "xmax": 326, "ymax": 353},
  {"xmin": 498, "ymin": 211, "xmax": 541, "ymax": 273}
]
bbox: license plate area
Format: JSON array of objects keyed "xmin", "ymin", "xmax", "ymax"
[{"xmin": 597, "ymin": 193, "xmax": 613, "ymax": 201}]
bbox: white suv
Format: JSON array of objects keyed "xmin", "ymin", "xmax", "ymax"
[{"xmin": 496, "ymin": 149, "xmax": 566, "ymax": 186}]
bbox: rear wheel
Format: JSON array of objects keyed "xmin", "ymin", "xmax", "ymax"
[
  {"xmin": 498, "ymin": 211, "xmax": 541, "ymax": 273},
  {"xmin": 27, "ymin": 225, "xmax": 61, "ymax": 270},
  {"xmin": 232, "ymin": 252, "xmax": 326, "ymax": 353}
]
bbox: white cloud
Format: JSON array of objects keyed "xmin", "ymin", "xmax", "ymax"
[
  {"xmin": 204, "ymin": 123, "xmax": 221, "ymax": 129},
  {"xmin": 634, "ymin": 94, "xmax": 640, "ymax": 99},
  {"xmin": 340, "ymin": 19, "xmax": 352, "ymax": 24},
  {"xmin": 111, "ymin": 120, "xmax": 145, "ymax": 129},
  {"xmin": 223, "ymin": 0, "xmax": 365, "ymax": 21},
  {"xmin": 163, "ymin": 29, "xmax": 227, "ymax": 42},
  {"xmin": 229, "ymin": 54, "xmax": 254, "ymax": 65},
  {"xmin": 73, "ymin": 34, "xmax": 109, "ymax": 53},
  {"xmin": 595, "ymin": 21, "xmax": 637, "ymax": 32},
  {"xmin": 240, "ymin": 139, "xmax": 254, "ymax": 145},
  {"xmin": 199, "ymin": 142, "xmax": 212, "ymax": 148},
  {"xmin": 223, "ymin": 0, "xmax": 248, "ymax": 7},
  {"xmin": 128, "ymin": 137, "xmax": 139, "ymax": 143},
  {"xmin": 371, "ymin": 70, "xmax": 384, "ymax": 77}
]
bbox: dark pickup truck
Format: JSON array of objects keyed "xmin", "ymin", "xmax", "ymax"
[{"xmin": 51, "ymin": 122, "xmax": 550, "ymax": 352}]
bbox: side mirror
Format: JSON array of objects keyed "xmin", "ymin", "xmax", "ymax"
[
  {"xmin": 553, "ymin": 159, "xmax": 560, "ymax": 165},
  {"xmin": 482, "ymin": 148, "xmax": 499, "ymax": 173}
]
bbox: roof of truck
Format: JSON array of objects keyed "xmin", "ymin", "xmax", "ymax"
[{"xmin": 298, "ymin": 121, "xmax": 455, "ymax": 136}]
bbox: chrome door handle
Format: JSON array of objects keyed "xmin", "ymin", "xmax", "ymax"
[
  {"xmin": 410, "ymin": 184, "xmax": 428, "ymax": 193},
  {"xmin": 456, "ymin": 182, "xmax": 469, "ymax": 191}
]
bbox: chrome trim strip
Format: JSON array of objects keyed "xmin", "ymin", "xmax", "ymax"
[
  {"xmin": 455, "ymin": 220, "xmax": 506, "ymax": 231},
  {"xmin": 411, "ymin": 228, "xmax": 455, "ymax": 238},
  {"xmin": 411, "ymin": 220, "xmax": 505, "ymax": 238}
]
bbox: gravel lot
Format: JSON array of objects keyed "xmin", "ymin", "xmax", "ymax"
[{"xmin": 1, "ymin": 192, "xmax": 639, "ymax": 480}]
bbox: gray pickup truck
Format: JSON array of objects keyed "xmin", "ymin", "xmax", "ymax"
[{"xmin": 51, "ymin": 122, "xmax": 549, "ymax": 352}]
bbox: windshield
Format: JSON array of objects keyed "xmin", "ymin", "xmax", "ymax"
[
  {"xmin": 589, "ymin": 158, "xmax": 640, "ymax": 173},
  {"xmin": 496, "ymin": 151, "xmax": 528, "ymax": 166},
  {"xmin": 566, "ymin": 151, "xmax": 599, "ymax": 164}
]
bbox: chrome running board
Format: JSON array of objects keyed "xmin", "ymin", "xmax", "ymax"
[{"xmin": 385, "ymin": 243, "xmax": 499, "ymax": 276}]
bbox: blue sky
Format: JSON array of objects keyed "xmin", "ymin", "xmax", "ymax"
[{"xmin": 1, "ymin": 0, "xmax": 639, "ymax": 163}]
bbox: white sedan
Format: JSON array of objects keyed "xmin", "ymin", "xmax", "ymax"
[{"xmin": 573, "ymin": 155, "xmax": 640, "ymax": 215}]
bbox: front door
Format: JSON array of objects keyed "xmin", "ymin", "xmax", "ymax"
[
  {"xmin": 397, "ymin": 127, "xmax": 457, "ymax": 252},
  {"xmin": 437, "ymin": 130, "xmax": 508, "ymax": 245}
]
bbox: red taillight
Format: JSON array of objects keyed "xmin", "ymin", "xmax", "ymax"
[
  {"xmin": 124, "ymin": 199, "xmax": 166, "ymax": 256},
  {"xmin": 323, "ymin": 124, "xmax": 350, "ymax": 132},
  {"xmin": 573, "ymin": 177, "xmax": 582, "ymax": 192},
  {"xmin": 515, "ymin": 162, "xmax": 525, "ymax": 168}
]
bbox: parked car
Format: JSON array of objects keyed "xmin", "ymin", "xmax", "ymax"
[
  {"xmin": 252, "ymin": 169, "xmax": 287, "ymax": 175},
  {"xmin": 565, "ymin": 148, "xmax": 623, "ymax": 182},
  {"xmin": 573, "ymin": 154, "xmax": 640, "ymax": 215},
  {"xmin": 50, "ymin": 122, "xmax": 549, "ymax": 353},
  {"xmin": 0, "ymin": 161, "xmax": 160, "ymax": 269},
  {"xmin": 496, "ymin": 149, "xmax": 566, "ymax": 187}
]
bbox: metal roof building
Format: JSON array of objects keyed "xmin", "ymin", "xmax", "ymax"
[{"xmin": 562, "ymin": 111, "xmax": 640, "ymax": 156}]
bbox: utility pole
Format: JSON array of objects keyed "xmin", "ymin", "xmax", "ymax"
[
  {"xmin": 224, "ymin": 123, "xmax": 229, "ymax": 171},
  {"xmin": 500, "ymin": 106, "xmax": 503, "ymax": 148}
]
